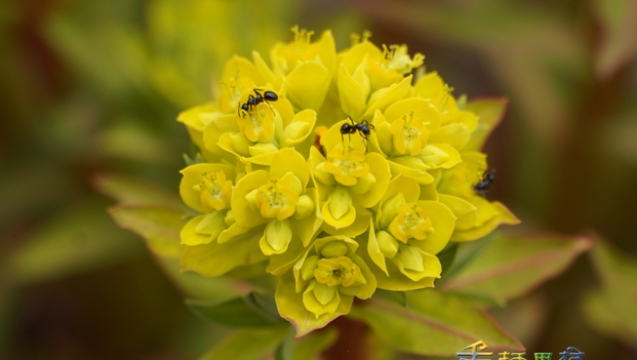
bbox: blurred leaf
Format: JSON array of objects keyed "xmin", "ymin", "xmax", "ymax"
[
  {"xmin": 187, "ymin": 294, "xmax": 283, "ymax": 327},
  {"xmin": 464, "ymin": 98, "xmax": 508, "ymax": 151},
  {"xmin": 98, "ymin": 120, "xmax": 172, "ymax": 164},
  {"xmin": 594, "ymin": 0, "xmax": 637, "ymax": 79},
  {"xmin": 6, "ymin": 203, "xmax": 141, "ymax": 286},
  {"xmin": 94, "ymin": 172, "xmax": 185, "ymax": 209},
  {"xmin": 274, "ymin": 326, "xmax": 295, "ymax": 360},
  {"xmin": 245, "ymin": 291, "xmax": 284, "ymax": 323},
  {"xmin": 440, "ymin": 232, "xmax": 498, "ymax": 282},
  {"xmin": 109, "ymin": 204, "xmax": 186, "ymax": 258},
  {"xmin": 439, "ymin": 232, "xmax": 591, "ymax": 306},
  {"xmin": 374, "ymin": 289, "xmax": 407, "ymax": 307},
  {"xmin": 583, "ymin": 240, "xmax": 637, "ymax": 348},
  {"xmin": 583, "ymin": 289, "xmax": 637, "ymax": 349},
  {"xmin": 488, "ymin": 294, "xmax": 547, "ymax": 347},
  {"xmin": 349, "ymin": 290, "xmax": 523, "ymax": 356},
  {"xmin": 292, "ymin": 327, "xmax": 338, "ymax": 360},
  {"xmin": 198, "ymin": 326, "xmax": 288, "ymax": 360}
]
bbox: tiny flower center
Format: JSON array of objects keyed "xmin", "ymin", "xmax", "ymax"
[
  {"xmin": 389, "ymin": 203, "xmax": 434, "ymax": 243},
  {"xmin": 255, "ymin": 178, "xmax": 299, "ymax": 220},
  {"xmin": 390, "ymin": 111, "xmax": 430, "ymax": 155},
  {"xmin": 237, "ymin": 102, "xmax": 275, "ymax": 142},
  {"xmin": 324, "ymin": 148, "xmax": 370, "ymax": 186},
  {"xmin": 314, "ymin": 256, "xmax": 361, "ymax": 287},
  {"xmin": 380, "ymin": 44, "xmax": 424, "ymax": 74},
  {"xmin": 196, "ymin": 170, "xmax": 232, "ymax": 212}
]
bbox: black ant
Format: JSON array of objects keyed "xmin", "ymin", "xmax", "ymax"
[
  {"xmin": 474, "ymin": 169, "xmax": 495, "ymax": 197},
  {"xmin": 238, "ymin": 89, "xmax": 278, "ymax": 117},
  {"xmin": 340, "ymin": 117, "xmax": 375, "ymax": 152}
]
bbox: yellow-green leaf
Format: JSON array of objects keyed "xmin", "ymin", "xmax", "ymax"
[
  {"xmin": 109, "ymin": 205, "xmax": 186, "ymax": 258},
  {"xmin": 439, "ymin": 232, "xmax": 591, "ymax": 306},
  {"xmin": 349, "ymin": 290, "xmax": 523, "ymax": 356}
]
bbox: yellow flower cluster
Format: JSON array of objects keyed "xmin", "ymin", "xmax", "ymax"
[{"xmin": 177, "ymin": 27, "xmax": 518, "ymax": 335}]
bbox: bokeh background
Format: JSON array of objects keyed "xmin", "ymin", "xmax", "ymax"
[{"xmin": 1, "ymin": 0, "xmax": 636, "ymax": 359}]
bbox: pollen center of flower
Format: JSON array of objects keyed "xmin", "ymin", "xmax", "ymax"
[
  {"xmin": 237, "ymin": 102, "xmax": 275, "ymax": 142},
  {"xmin": 196, "ymin": 170, "xmax": 232, "ymax": 212},
  {"xmin": 390, "ymin": 111, "xmax": 430, "ymax": 155},
  {"xmin": 325, "ymin": 148, "xmax": 370, "ymax": 186},
  {"xmin": 314, "ymin": 256, "xmax": 361, "ymax": 287},
  {"xmin": 255, "ymin": 178, "xmax": 299, "ymax": 220},
  {"xmin": 381, "ymin": 44, "xmax": 424, "ymax": 74},
  {"xmin": 389, "ymin": 203, "xmax": 434, "ymax": 243}
]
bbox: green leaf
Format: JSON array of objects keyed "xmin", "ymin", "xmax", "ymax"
[
  {"xmin": 582, "ymin": 240, "xmax": 637, "ymax": 347},
  {"xmin": 94, "ymin": 172, "xmax": 185, "ymax": 209},
  {"xmin": 8, "ymin": 203, "xmax": 141, "ymax": 286},
  {"xmin": 187, "ymin": 295, "xmax": 282, "ymax": 327},
  {"xmin": 198, "ymin": 326, "xmax": 289, "ymax": 360},
  {"xmin": 374, "ymin": 289, "xmax": 407, "ymax": 307},
  {"xmin": 155, "ymin": 258, "xmax": 242, "ymax": 302},
  {"xmin": 440, "ymin": 232, "xmax": 497, "ymax": 282},
  {"xmin": 275, "ymin": 326, "xmax": 296, "ymax": 360},
  {"xmin": 109, "ymin": 204, "xmax": 186, "ymax": 258},
  {"xmin": 245, "ymin": 291, "xmax": 285, "ymax": 323},
  {"xmin": 439, "ymin": 232, "xmax": 591, "ymax": 306},
  {"xmin": 292, "ymin": 327, "xmax": 338, "ymax": 360},
  {"xmin": 349, "ymin": 290, "xmax": 523, "ymax": 356},
  {"xmin": 464, "ymin": 98, "xmax": 508, "ymax": 151}
]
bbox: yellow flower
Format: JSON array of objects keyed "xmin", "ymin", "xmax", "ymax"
[
  {"xmin": 310, "ymin": 120, "xmax": 390, "ymax": 234},
  {"xmin": 437, "ymin": 152, "xmax": 520, "ymax": 242},
  {"xmin": 268, "ymin": 26, "xmax": 336, "ymax": 111},
  {"xmin": 363, "ymin": 175, "xmax": 456, "ymax": 290},
  {"xmin": 174, "ymin": 28, "xmax": 519, "ymax": 336},
  {"xmin": 232, "ymin": 148, "xmax": 320, "ymax": 256},
  {"xmin": 276, "ymin": 236, "xmax": 376, "ymax": 327}
]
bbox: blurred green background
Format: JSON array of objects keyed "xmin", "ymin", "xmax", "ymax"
[{"xmin": 1, "ymin": 0, "xmax": 636, "ymax": 358}]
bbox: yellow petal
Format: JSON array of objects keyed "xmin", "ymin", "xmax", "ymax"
[
  {"xmin": 286, "ymin": 62, "xmax": 330, "ymax": 111},
  {"xmin": 260, "ymin": 218, "xmax": 293, "ymax": 255}
]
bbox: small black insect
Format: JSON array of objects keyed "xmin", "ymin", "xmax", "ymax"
[
  {"xmin": 238, "ymin": 89, "xmax": 278, "ymax": 117},
  {"xmin": 340, "ymin": 117, "xmax": 375, "ymax": 152},
  {"xmin": 474, "ymin": 169, "xmax": 495, "ymax": 196}
]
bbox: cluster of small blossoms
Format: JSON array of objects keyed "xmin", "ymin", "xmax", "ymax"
[{"xmin": 177, "ymin": 27, "xmax": 518, "ymax": 335}]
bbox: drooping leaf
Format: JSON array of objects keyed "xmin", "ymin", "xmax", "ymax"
[
  {"xmin": 464, "ymin": 98, "xmax": 508, "ymax": 151},
  {"xmin": 439, "ymin": 232, "xmax": 591, "ymax": 306},
  {"xmin": 187, "ymin": 295, "xmax": 283, "ymax": 328},
  {"xmin": 198, "ymin": 326, "xmax": 289, "ymax": 360},
  {"xmin": 582, "ymin": 240, "xmax": 637, "ymax": 348},
  {"xmin": 94, "ymin": 172, "xmax": 185, "ymax": 209},
  {"xmin": 349, "ymin": 290, "xmax": 523, "ymax": 356},
  {"xmin": 8, "ymin": 204, "xmax": 141, "ymax": 286},
  {"xmin": 109, "ymin": 204, "xmax": 186, "ymax": 258}
]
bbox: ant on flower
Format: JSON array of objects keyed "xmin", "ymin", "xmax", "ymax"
[
  {"xmin": 340, "ymin": 117, "xmax": 375, "ymax": 153},
  {"xmin": 238, "ymin": 89, "xmax": 278, "ymax": 118},
  {"xmin": 474, "ymin": 169, "xmax": 495, "ymax": 197}
]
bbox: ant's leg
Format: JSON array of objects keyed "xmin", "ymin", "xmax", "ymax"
[{"xmin": 341, "ymin": 133, "xmax": 345, "ymax": 154}]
